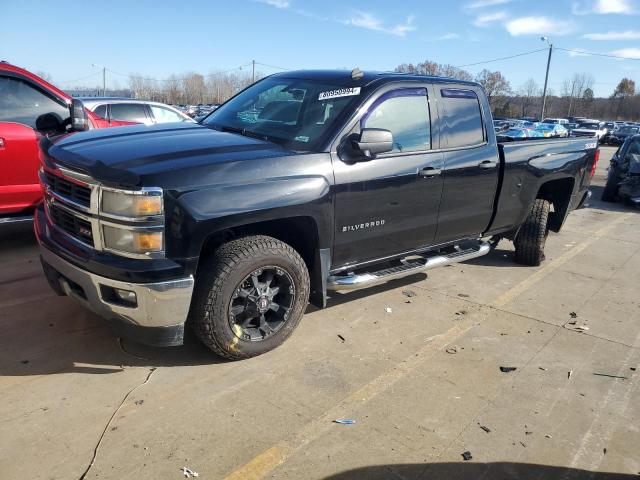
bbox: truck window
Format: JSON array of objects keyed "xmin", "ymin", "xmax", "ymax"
[
  {"xmin": 360, "ymin": 88, "xmax": 430, "ymax": 153},
  {"xmin": 93, "ymin": 105, "xmax": 107, "ymax": 118},
  {"xmin": 0, "ymin": 76, "xmax": 69, "ymax": 129},
  {"xmin": 110, "ymin": 103, "xmax": 148, "ymax": 123},
  {"xmin": 440, "ymin": 88, "xmax": 485, "ymax": 148},
  {"xmin": 203, "ymin": 77, "xmax": 363, "ymax": 152},
  {"xmin": 150, "ymin": 105, "xmax": 185, "ymax": 123}
]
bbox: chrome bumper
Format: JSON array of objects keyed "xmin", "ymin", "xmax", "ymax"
[{"xmin": 40, "ymin": 246, "xmax": 194, "ymax": 330}]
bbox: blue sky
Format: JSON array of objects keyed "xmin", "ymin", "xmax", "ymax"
[{"xmin": 2, "ymin": 0, "xmax": 640, "ymax": 96}]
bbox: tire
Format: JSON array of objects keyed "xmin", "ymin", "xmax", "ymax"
[
  {"xmin": 514, "ymin": 199, "xmax": 551, "ymax": 267},
  {"xmin": 601, "ymin": 170, "xmax": 619, "ymax": 202},
  {"xmin": 189, "ymin": 235, "xmax": 310, "ymax": 360}
]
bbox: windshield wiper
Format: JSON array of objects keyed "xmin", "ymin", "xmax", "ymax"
[{"xmin": 219, "ymin": 125, "xmax": 271, "ymax": 142}]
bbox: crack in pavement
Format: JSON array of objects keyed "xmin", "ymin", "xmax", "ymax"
[{"xmin": 78, "ymin": 367, "xmax": 158, "ymax": 480}]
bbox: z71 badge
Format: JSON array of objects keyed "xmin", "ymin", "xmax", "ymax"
[{"xmin": 342, "ymin": 219, "xmax": 385, "ymax": 232}]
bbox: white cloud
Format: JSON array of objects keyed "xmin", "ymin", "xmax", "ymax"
[
  {"xmin": 473, "ymin": 11, "xmax": 507, "ymax": 27},
  {"xmin": 344, "ymin": 11, "xmax": 416, "ymax": 36},
  {"xmin": 437, "ymin": 32, "xmax": 461, "ymax": 40},
  {"xmin": 256, "ymin": 0, "xmax": 290, "ymax": 8},
  {"xmin": 572, "ymin": 0, "xmax": 637, "ymax": 15},
  {"xmin": 467, "ymin": 0, "xmax": 512, "ymax": 7},
  {"xmin": 583, "ymin": 30, "xmax": 640, "ymax": 40},
  {"xmin": 505, "ymin": 16, "xmax": 574, "ymax": 36},
  {"xmin": 610, "ymin": 48, "xmax": 640, "ymax": 59}
]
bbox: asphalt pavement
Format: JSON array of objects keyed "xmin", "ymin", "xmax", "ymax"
[{"xmin": 0, "ymin": 146, "xmax": 638, "ymax": 479}]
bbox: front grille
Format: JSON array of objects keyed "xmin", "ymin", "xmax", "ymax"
[
  {"xmin": 45, "ymin": 172, "xmax": 91, "ymax": 208},
  {"xmin": 49, "ymin": 204, "xmax": 94, "ymax": 246}
]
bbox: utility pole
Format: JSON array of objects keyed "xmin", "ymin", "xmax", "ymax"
[
  {"xmin": 567, "ymin": 82, "xmax": 576, "ymax": 117},
  {"xmin": 252, "ymin": 60, "xmax": 255, "ymax": 84},
  {"xmin": 540, "ymin": 37, "xmax": 553, "ymax": 121},
  {"xmin": 92, "ymin": 63, "xmax": 107, "ymax": 96}
]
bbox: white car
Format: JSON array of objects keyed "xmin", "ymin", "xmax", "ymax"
[
  {"xmin": 79, "ymin": 98, "xmax": 195, "ymax": 126},
  {"xmin": 571, "ymin": 121, "xmax": 607, "ymax": 142},
  {"xmin": 541, "ymin": 118, "xmax": 569, "ymax": 125}
]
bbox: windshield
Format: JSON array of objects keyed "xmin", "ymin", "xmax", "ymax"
[
  {"xmin": 536, "ymin": 124, "xmax": 553, "ymax": 130},
  {"xmin": 579, "ymin": 123, "xmax": 599, "ymax": 129},
  {"xmin": 619, "ymin": 126, "xmax": 639, "ymax": 134},
  {"xmin": 203, "ymin": 77, "xmax": 363, "ymax": 151}
]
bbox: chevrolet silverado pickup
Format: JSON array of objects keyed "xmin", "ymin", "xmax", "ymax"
[{"xmin": 36, "ymin": 70, "xmax": 599, "ymax": 359}]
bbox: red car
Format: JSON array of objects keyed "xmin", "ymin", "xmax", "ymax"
[{"xmin": 0, "ymin": 62, "xmax": 131, "ymax": 222}]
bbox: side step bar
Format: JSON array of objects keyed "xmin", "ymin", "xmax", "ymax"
[
  {"xmin": 0, "ymin": 215, "xmax": 33, "ymax": 225},
  {"xmin": 327, "ymin": 242, "xmax": 491, "ymax": 292}
]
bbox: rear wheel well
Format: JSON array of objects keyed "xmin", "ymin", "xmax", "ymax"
[{"xmin": 536, "ymin": 178, "xmax": 575, "ymax": 232}]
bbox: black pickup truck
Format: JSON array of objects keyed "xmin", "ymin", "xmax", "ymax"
[{"xmin": 36, "ymin": 70, "xmax": 599, "ymax": 359}]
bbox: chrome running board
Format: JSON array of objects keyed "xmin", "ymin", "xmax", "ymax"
[
  {"xmin": 327, "ymin": 241, "xmax": 491, "ymax": 291},
  {"xmin": 0, "ymin": 215, "xmax": 33, "ymax": 225}
]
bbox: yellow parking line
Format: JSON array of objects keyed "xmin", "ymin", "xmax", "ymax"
[
  {"xmin": 222, "ymin": 322, "xmax": 474, "ymax": 480},
  {"xmin": 492, "ymin": 213, "xmax": 632, "ymax": 308},
  {"xmin": 224, "ymin": 211, "xmax": 631, "ymax": 480}
]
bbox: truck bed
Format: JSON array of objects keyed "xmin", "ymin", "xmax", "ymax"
[{"xmin": 490, "ymin": 137, "xmax": 598, "ymax": 236}]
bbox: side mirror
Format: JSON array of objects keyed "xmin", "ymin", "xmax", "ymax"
[
  {"xmin": 352, "ymin": 128, "xmax": 393, "ymax": 159},
  {"xmin": 71, "ymin": 98, "xmax": 89, "ymax": 131},
  {"xmin": 35, "ymin": 112, "xmax": 64, "ymax": 132}
]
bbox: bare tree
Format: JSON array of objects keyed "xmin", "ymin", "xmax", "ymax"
[
  {"xmin": 395, "ymin": 60, "xmax": 472, "ymax": 81},
  {"xmin": 517, "ymin": 79, "xmax": 540, "ymax": 117},
  {"xmin": 475, "ymin": 69, "xmax": 510, "ymax": 108}
]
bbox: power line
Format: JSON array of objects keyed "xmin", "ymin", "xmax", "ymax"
[
  {"xmin": 56, "ymin": 71, "xmax": 102, "ymax": 84},
  {"xmin": 556, "ymin": 47, "xmax": 640, "ymax": 61},
  {"xmin": 104, "ymin": 62, "xmax": 254, "ymax": 83},
  {"xmin": 455, "ymin": 48, "xmax": 547, "ymax": 68}
]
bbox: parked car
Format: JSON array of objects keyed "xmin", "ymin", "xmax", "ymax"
[
  {"xmin": 535, "ymin": 123, "xmax": 569, "ymax": 138},
  {"xmin": 0, "ymin": 61, "xmax": 131, "ymax": 222},
  {"xmin": 36, "ymin": 69, "xmax": 598, "ymax": 359},
  {"xmin": 601, "ymin": 134, "xmax": 640, "ymax": 206},
  {"xmin": 80, "ymin": 98, "xmax": 194, "ymax": 125},
  {"xmin": 571, "ymin": 121, "xmax": 607, "ymax": 142},
  {"xmin": 496, "ymin": 128, "xmax": 544, "ymax": 141},
  {"xmin": 605, "ymin": 125, "xmax": 640, "ymax": 145},
  {"xmin": 541, "ymin": 118, "xmax": 569, "ymax": 125}
]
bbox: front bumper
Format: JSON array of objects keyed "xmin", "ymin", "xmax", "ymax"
[{"xmin": 40, "ymin": 245, "xmax": 194, "ymax": 347}]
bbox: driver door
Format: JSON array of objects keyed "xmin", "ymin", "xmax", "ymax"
[{"xmin": 332, "ymin": 86, "xmax": 444, "ymax": 268}]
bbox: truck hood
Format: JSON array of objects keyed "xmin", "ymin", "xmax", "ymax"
[{"xmin": 45, "ymin": 122, "xmax": 294, "ymax": 188}]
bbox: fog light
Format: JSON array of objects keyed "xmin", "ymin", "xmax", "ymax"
[{"xmin": 115, "ymin": 288, "xmax": 137, "ymax": 307}]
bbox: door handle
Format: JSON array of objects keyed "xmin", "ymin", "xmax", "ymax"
[
  {"xmin": 418, "ymin": 167, "xmax": 442, "ymax": 177},
  {"xmin": 478, "ymin": 160, "xmax": 497, "ymax": 169}
]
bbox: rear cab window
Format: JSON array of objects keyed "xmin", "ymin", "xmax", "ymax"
[{"xmin": 439, "ymin": 88, "xmax": 486, "ymax": 149}]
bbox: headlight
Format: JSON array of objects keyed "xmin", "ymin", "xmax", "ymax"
[
  {"xmin": 102, "ymin": 225, "xmax": 163, "ymax": 255},
  {"xmin": 101, "ymin": 189, "xmax": 163, "ymax": 218}
]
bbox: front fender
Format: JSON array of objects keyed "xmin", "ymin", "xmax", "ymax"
[
  {"xmin": 168, "ymin": 175, "xmax": 333, "ymax": 258},
  {"xmin": 179, "ymin": 175, "xmax": 330, "ymax": 220}
]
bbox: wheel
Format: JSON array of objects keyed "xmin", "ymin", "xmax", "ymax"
[
  {"xmin": 514, "ymin": 199, "xmax": 551, "ymax": 266},
  {"xmin": 601, "ymin": 170, "xmax": 619, "ymax": 202},
  {"xmin": 189, "ymin": 235, "xmax": 310, "ymax": 360}
]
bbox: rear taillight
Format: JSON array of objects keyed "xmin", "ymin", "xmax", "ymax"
[{"xmin": 590, "ymin": 148, "xmax": 600, "ymax": 179}]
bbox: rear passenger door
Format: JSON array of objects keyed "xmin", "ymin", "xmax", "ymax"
[{"xmin": 433, "ymin": 87, "xmax": 500, "ymax": 244}]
